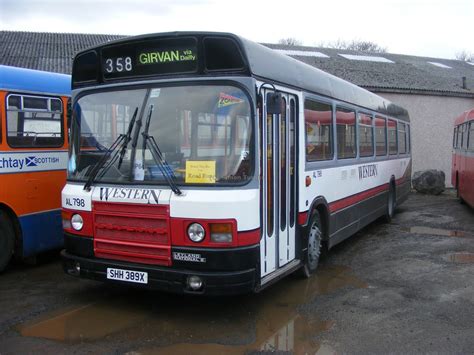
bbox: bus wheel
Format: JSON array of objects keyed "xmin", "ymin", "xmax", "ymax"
[
  {"xmin": 0, "ymin": 211, "xmax": 15, "ymax": 272},
  {"xmin": 384, "ymin": 184, "xmax": 396, "ymax": 222},
  {"xmin": 301, "ymin": 211, "xmax": 322, "ymax": 278}
]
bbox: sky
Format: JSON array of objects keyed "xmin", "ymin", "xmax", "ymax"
[{"xmin": 1, "ymin": 0, "xmax": 473, "ymax": 60}]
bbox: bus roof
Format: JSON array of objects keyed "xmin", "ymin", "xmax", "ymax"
[
  {"xmin": 72, "ymin": 31, "xmax": 409, "ymax": 122},
  {"xmin": 454, "ymin": 108, "xmax": 474, "ymax": 126},
  {"xmin": 0, "ymin": 65, "xmax": 71, "ymax": 96}
]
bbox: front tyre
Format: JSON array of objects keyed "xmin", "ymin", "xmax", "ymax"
[
  {"xmin": 0, "ymin": 211, "xmax": 15, "ymax": 272},
  {"xmin": 301, "ymin": 211, "xmax": 322, "ymax": 278},
  {"xmin": 384, "ymin": 183, "xmax": 396, "ymax": 222}
]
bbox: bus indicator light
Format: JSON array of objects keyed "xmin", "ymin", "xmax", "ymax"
[
  {"xmin": 305, "ymin": 176, "xmax": 312, "ymax": 187},
  {"xmin": 210, "ymin": 223, "xmax": 233, "ymax": 243}
]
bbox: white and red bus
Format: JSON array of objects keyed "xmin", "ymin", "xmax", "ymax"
[
  {"xmin": 452, "ymin": 108, "xmax": 474, "ymax": 208},
  {"xmin": 61, "ymin": 32, "xmax": 411, "ymax": 294}
]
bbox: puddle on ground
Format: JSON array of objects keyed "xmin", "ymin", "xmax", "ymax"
[
  {"xmin": 406, "ymin": 226, "xmax": 473, "ymax": 238},
  {"xmin": 18, "ymin": 265, "xmax": 366, "ymax": 353},
  {"xmin": 446, "ymin": 252, "xmax": 474, "ymax": 264}
]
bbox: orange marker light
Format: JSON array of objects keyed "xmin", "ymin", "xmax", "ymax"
[
  {"xmin": 305, "ymin": 176, "xmax": 312, "ymax": 187},
  {"xmin": 210, "ymin": 223, "xmax": 233, "ymax": 243}
]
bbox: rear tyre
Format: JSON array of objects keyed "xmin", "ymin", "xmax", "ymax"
[
  {"xmin": 300, "ymin": 211, "xmax": 322, "ymax": 278},
  {"xmin": 0, "ymin": 211, "xmax": 15, "ymax": 272},
  {"xmin": 384, "ymin": 183, "xmax": 396, "ymax": 222}
]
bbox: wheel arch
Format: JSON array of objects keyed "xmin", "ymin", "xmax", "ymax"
[
  {"xmin": 0, "ymin": 203, "xmax": 23, "ymax": 257},
  {"xmin": 303, "ymin": 196, "xmax": 330, "ymax": 242}
]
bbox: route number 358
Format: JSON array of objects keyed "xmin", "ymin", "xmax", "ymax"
[{"xmin": 104, "ymin": 57, "xmax": 133, "ymax": 73}]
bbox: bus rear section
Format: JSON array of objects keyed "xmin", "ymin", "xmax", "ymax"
[
  {"xmin": 0, "ymin": 65, "xmax": 70, "ymax": 272},
  {"xmin": 61, "ymin": 32, "xmax": 411, "ymax": 294},
  {"xmin": 452, "ymin": 109, "xmax": 474, "ymax": 207}
]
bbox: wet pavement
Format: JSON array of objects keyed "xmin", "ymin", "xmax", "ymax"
[{"xmin": 1, "ymin": 191, "xmax": 474, "ymax": 354}]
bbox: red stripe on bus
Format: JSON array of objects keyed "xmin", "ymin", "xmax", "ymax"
[{"xmin": 329, "ymin": 183, "xmax": 389, "ymax": 213}]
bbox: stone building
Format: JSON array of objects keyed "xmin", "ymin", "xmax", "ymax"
[{"xmin": 1, "ymin": 31, "xmax": 473, "ymax": 185}]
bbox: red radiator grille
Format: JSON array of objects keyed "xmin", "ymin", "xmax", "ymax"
[{"xmin": 93, "ymin": 202, "xmax": 171, "ymax": 266}]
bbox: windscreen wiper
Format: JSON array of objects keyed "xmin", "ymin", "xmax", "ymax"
[
  {"xmin": 141, "ymin": 105, "xmax": 182, "ymax": 196},
  {"xmin": 83, "ymin": 107, "xmax": 139, "ymax": 191}
]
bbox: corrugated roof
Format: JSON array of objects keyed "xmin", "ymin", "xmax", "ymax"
[
  {"xmin": 265, "ymin": 43, "xmax": 474, "ymax": 97},
  {"xmin": 0, "ymin": 31, "xmax": 125, "ymax": 74},
  {"xmin": 1, "ymin": 31, "xmax": 473, "ymax": 97}
]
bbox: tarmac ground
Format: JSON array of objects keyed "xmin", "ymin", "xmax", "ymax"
[{"xmin": 1, "ymin": 191, "xmax": 473, "ymax": 354}]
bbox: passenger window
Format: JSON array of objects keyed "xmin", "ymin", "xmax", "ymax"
[
  {"xmin": 336, "ymin": 107, "xmax": 356, "ymax": 159},
  {"xmin": 453, "ymin": 127, "xmax": 457, "ymax": 148},
  {"xmin": 304, "ymin": 100, "xmax": 333, "ymax": 161},
  {"xmin": 462, "ymin": 123, "xmax": 469, "ymax": 150},
  {"xmin": 6, "ymin": 94, "xmax": 64, "ymax": 148},
  {"xmin": 375, "ymin": 116, "xmax": 387, "ymax": 156},
  {"xmin": 457, "ymin": 125, "xmax": 463, "ymax": 149},
  {"xmin": 388, "ymin": 119, "xmax": 398, "ymax": 155},
  {"xmin": 469, "ymin": 122, "xmax": 474, "ymax": 151},
  {"xmin": 398, "ymin": 122, "xmax": 407, "ymax": 154},
  {"xmin": 358, "ymin": 113, "xmax": 374, "ymax": 157}
]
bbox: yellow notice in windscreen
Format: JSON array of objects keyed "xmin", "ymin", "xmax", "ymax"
[{"xmin": 185, "ymin": 161, "xmax": 216, "ymax": 184}]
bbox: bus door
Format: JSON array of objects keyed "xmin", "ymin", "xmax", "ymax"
[{"xmin": 261, "ymin": 90, "xmax": 297, "ymax": 278}]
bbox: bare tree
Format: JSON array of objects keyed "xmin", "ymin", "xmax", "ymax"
[
  {"xmin": 455, "ymin": 50, "xmax": 474, "ymax": 62},
  {"xmin": 278, "ymin": 38, "xmax": 302, "ymax": 46},
  {"xmin": 320, "ymin": 39, "xmax": 387, "ymax": 53}
]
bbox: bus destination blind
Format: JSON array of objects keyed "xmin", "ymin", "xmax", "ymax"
[{"xmin": 101, "ymin": 38, "xmax": 198, "ymax": 79}]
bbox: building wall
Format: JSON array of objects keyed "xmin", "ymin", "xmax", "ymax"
[{"xmin": 378, "ymin": 93, "xmax": 474, "ymax": 187}]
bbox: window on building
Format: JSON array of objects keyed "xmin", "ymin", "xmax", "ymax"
[
  {"xmin": 336, "ymin": 107, "xmax": 356, "ymax": 159},
  {"xmin": 6, "ymin": 94, "xmax": 64, "ymax": 148},
  {"xmin": 398, "ymin": 122, "xmax": 407, "ymax": 154},
  {"xmin": 375, "ymin": 116, "xmax": 387, "ymax": 156},
  {"xmin": 305, "ymin": 100, "xmax": 333, "ymax": 161},
  {"xmin": 358, "ymin": 112, "xmax": 374, "ymax": 157},
  {"xmin": 388, "ymin": 119, "xmax": 397, "ymax": 155}
]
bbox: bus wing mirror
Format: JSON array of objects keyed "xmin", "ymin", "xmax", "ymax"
[{"xmin": 266, "ymin": 92, "xmax": 282, "ymax": 115}]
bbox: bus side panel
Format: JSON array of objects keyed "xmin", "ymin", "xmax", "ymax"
[
  {"xmin": 18, "ymin": 209, "xmax": 63, "ymax": 257},
  {"xmin": 0, "ymin": 170, "xmax": 66, "ymax": 256}
]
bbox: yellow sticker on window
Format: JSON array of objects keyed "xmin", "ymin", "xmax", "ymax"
[{"xmin": 185, "ymin": 161, "xmax": 216, "ymax": 184}]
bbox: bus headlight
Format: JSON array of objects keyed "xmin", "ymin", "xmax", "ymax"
[
  {"xmin": 71, "ymin": 214, "xmax": 84, "ymax": 231},
  {"xmin": 187, "ymin": 223, "xmax": 205, "ymax": 242}
]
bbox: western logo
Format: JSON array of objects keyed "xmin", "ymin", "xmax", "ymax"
[
  {"xmin": 99, "ymin": 187, "xmax": 160, "ymax": 204},
  {"xmin": 358, "ymin": 164, "xmax": 378, "ymax": 179}
]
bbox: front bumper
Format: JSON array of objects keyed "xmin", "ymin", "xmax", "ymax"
[{"xmin": 61, "ymin": 234, "xmax": 259, "ymax": 295}]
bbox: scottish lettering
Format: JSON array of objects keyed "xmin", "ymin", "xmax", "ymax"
[{"xmin": 358, "ymin": 164, "xmax": 378, "ymax": 179}]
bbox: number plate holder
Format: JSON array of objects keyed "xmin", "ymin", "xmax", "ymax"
[{"xmin": 107, "ymin": 268, "xmax": 148, "ymax": 284}]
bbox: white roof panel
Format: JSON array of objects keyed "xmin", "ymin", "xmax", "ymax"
[
  {"xmin": 428, "ymin": 62, "xmax": 452, "ymax": 69},
  {"xmin": 338, "ymin": 54, "xmax": 395, "ymax": 63},
  {"xmin": 274, "ymin": 49, "xmax": 329, "ymax": 58}
]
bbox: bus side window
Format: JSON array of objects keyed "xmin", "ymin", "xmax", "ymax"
[
  {"xmin": 6, "ymin": 94, "xmax": 64, "ymax": 148},
  {"xmin": 304, "ymin": 100, "xmax": 333, "ymax": 161},
  {"xmin": 469, "ymin": 122, "xmax": 474, "ymax": 152},
  {"xmin": 358, "ymin": 112, "xmax": 374, "ymax": 157},
  {"xmin": 336, "ymin": 107, "xmax": 356, "ymax": 159},
  {"xmin": 388, "ymin": 119, "xmax": 398, "ymax": 155},
  {"xmin": 375, "ymin": 116, "xmax": 387, "ymax": 156},
  {"xmin": 398, "ymin": 122, "xmax": 407, "ymax": 154},
  {"xmin": 453, "ymin": 127, "xmax": 457, "ymax": 148},
  {"xmin": 462, "ymin": 123, "xmax": 469, "ymax": 150}
]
